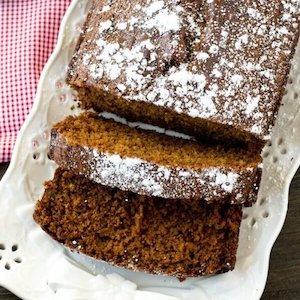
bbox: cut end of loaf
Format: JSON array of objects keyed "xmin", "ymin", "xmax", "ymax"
[{"xmin": 33, "ymin": 168, "xmax": 242, "ymax": 279}]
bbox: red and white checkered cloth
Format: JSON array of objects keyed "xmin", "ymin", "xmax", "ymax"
[{"xmin": 0, "ymin": 0, "xmax": 71, "ymax": 162}]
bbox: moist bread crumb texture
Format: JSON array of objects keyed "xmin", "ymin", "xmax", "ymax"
[
  {"xmin": 33, "ymin": 169, "xmax": 242, "ymax": 279},
  {"xmin": 67, "ymin": 0, "xmax": 300, "ymax": 145},
  {"xmin": 50, "ymin": 112, "xmax": 261, "ymax": 204}
]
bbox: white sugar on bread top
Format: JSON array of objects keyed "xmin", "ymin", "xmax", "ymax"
[
  {"xmin": 73, "ymin": 0, "xmax": 300, "ymax": 139},
  {"xmin": 84, "ymin": 148, "xmax": 248, "ymax": 201}
]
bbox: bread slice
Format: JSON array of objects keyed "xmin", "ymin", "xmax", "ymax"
[
  {"xmin": 33, "ymin": 168, "xmax": 243, "ymax": 279},
  {"xmin": 66, "ymin": 0, "xmax": 300, "ymax": 147},
  {"xmin": 50, "ymin": 112, "xmax": 261, "ymax": 204}
]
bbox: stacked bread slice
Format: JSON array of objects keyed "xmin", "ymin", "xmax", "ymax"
[
  {"xmin": 49, "ymin": 112, "xmax": 261, "ymax": 204},
  {"xmin": 34, "ymin": 0, "xmax": 300, "ymax": 280}
]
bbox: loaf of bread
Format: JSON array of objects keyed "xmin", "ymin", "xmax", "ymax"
[{"xmin": 67, "ymin": 0, "xmax": 300, "ymax": 147}]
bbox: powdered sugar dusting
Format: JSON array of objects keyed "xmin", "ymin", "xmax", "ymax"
[
  {"xmin": 99, "ymin": 20, "xmax": 112, "ymax": 32},
  {"xmin": 143, "ymin": 9, "xmax": 180, "ymax": 34},
  {"xmin": 79, "ymin": 148, "xmax": 253, "ymax": 202},
  {"xmin": 206, "ymin": 169, "xmax": 239, "ymax": 193},
  {"xmin": 146, "ymin": 1, "xmax": 164, "ymax": 16},
  {"xmin": 71, "ymin": 0, "xmax": 300, "ymax": 139}
]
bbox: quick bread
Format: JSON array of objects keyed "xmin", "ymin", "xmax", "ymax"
[{"xmin": 67, "ymin": 0, "xmax": 300, "ymax": 146}]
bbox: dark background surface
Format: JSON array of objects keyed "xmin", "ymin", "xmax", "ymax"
[{"xmin": 0, "ymin": 162, "xmax": 299, "ymax": 299}]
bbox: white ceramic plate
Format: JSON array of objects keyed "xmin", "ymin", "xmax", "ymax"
[{"xmin": 1, "ymin": 1, "xmax": 300, "ymax": 299}]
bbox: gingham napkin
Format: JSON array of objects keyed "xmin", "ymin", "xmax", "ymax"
[{"xmin": 0, "ymin": 0, "xmax": 71, "ymax": 163}]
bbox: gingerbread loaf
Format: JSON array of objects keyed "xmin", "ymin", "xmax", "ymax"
[
  {"xmin": 67, "ymin": 0, "xmax": 300, "ymax": 147},
  {"xmin": 33, "ymin": 168, "xmax": 243, "ymax": 279},
  {"xmin": 50, "ymin": 112, "xmax": 261, "ymax": 204}
]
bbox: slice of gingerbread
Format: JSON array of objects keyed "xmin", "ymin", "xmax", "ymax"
[
  {"xmin": 33, "ymin": 168, "xmax": 243, "ymax": 279},
  {"xmin": 50, "ymin": 112, "xmax": 261, "ymax": 204}
]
